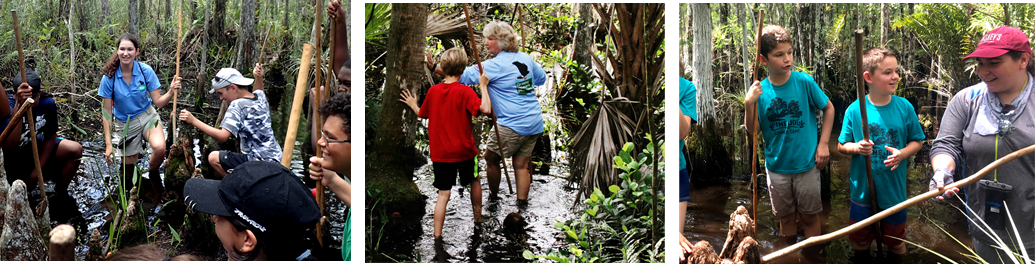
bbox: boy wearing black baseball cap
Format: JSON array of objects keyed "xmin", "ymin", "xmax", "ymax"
[
  {"xmin": 185, "ymin": 161, "xmax": 321, "ymax": 260},
  {"xmin": 178, "ymin": 63, "xmax": 282, "ymax": 178},
  {"xmin": 0, "ymin": 68, "xmax": 84, "ymax": 217}
]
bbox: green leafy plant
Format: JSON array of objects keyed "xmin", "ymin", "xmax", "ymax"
[
  {"xmin": 899, "ymin": 198, "xmax": 1033, "ymax": 264},
  {"xmin": 527, "ymin": 141, "xmax": 664, "ymax": 263}
]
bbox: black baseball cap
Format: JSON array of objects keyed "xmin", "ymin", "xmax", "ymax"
[
  {"xmin": 13, "ymin": 68, "xmax": 41, "ymax": 94},
  {"xmin": 184, "ymin": 161, "xmax": 321, "ymax": 260}
]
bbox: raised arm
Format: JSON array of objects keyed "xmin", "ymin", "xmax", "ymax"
[
  {"xmin": 327, "ymin": 0, "xmax": 349, "ymax": 73},
  {"xmin": 152, "ymin": 76, "xmax": 181, "ymax": 108},
  {"xmin": 253, "ymin": 63, "xmax": 265, "ymax": 91},
  {"xmin": 478, "ymin": 72, "xmax": 492, "ymax": 114}
]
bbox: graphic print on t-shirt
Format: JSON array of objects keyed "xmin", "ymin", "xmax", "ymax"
[
  {"xmin": 868, "ymin": 123, "xmax": 900, "ymax": 167},
  {"xmin": 766, "ymin": 97, "xmax": 804, "ymax": 134},
  {"xmin": 513, "ymin": 61, "xmax": 534, "ymax": 95}
]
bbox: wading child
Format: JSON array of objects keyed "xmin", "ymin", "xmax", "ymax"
[
  {"xmin": 179, "ymin": 64, "xmax": 282, "ymax": 178},
  {"xmin": 0, "ymin": 69, "xmax": 84, "ymax": 220},
  {"xmin": 837, "ymin": 48, "xmax": 924, "ymax": 260},
  {"xmin": 744, "ymin": 25, "xmax": 834, "ymax": 247},
  {"xmin": 399, "ymin": 47, "xmax": 493, "ymax": 238},
  {"xmin": 678, "ymin": 77, "xmax": 697, "ymax": 261}
]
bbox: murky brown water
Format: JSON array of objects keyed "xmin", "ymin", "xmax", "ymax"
[{"xmin": 683, "ymin": 128, "xmax": 975, "ymax": 264}]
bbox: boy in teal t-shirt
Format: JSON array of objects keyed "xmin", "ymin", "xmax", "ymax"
[
  {"xmin": 837, "ymin": 48, "xmax": 924, "ymax": 259},
  {"xmin": 677, "ymin": 78, "xmax": 696, "ymax": 260},
  {"xmin": 744, "ymin": 25, "xmax": 834, "ymax": 247}
]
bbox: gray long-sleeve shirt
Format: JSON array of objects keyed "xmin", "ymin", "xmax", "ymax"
[{"xmin": 931, "ymin": 77, "xmax": 1035, "ymax": 251}]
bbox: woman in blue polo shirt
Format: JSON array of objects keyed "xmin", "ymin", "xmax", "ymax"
[{"xmin": 98, "ymin": 33, "xmax": 180, "ymax": 196}]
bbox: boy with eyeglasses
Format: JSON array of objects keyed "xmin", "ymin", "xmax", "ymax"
[{"xmin": 179, "ymin": 63, "xmax": 282, "ymax": 178}]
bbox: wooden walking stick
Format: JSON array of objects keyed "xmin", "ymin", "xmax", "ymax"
[
  {"xmin": 853, "ymin": 29, "xmax": 885, "ymax": 257},
  {"xmin": 463, "ymin": 3, "xmax": 514, "ymax": 194},
  {"xmin": 748, "ymin": 10, "xmax": 763, "ymax": 236},
  {"xmin": 763, "ymin": 142, "xmax": 1035, "ymax": 262},
  {"xmin": 28, "ymin": 106, "xmax": 48, "ymax": 216},
  {"xmin": 12, "ymin": 10, "xmax": 26, "ymax": 85},
  {"xmin": 171, "ymin": 3, "xmax": 182, "ymax": 145},
  {"xmin": 12, "ymin": 10, "xmax": 47, "ymax": 216},
  {"xmin": 310, "ymin": 0, "xmax": 326, "ymax": 247}
]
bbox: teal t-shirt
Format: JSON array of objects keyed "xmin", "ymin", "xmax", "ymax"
[
  {"xmin": 838, "ymin": 95, "xmax": 925, "ymax": 208},
  {"xmin": 679, "ymin": 78, "xmax": 697, "ymax": 170},
  {"xmin": 755, "ymin": 71, "xmax": 829, "ymax": 174}
]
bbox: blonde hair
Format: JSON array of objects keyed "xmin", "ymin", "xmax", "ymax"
[
  {"xmin": 862, "ymin": 48, "xmax": 897, "ymax": 74},
  {"xmin": 483, "ymin": 21, "xmax": 519, "ymax": 52},
  {"xmin": 439, "ymin": 47, "xmax": 469, "ymax": 76}
]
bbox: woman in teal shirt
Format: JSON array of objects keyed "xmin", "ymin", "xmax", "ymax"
[{"xmin": 98, "ymin": 33, "xmax": 180, "ymax": 196}]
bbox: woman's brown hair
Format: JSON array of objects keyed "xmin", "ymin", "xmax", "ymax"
[{"xmin": 102, "ymin": 33, "xmax": 141, "ymax": 78}]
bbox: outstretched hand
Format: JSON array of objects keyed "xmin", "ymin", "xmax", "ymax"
[
  {"xmin": 177, "ymin": 110, "xmax": 196, "ymax": 125},
  {"xmin": 399, "ymin": 89, "xmax": 418, "ymax": 108}
]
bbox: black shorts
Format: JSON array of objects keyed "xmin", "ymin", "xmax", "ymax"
[
  {"xmin": 218, "ymin": 151, "xmax": 255, "ymax": 173},
  {"xmin": 432, "ymin": 158, "xmax": 476, "ymax": 191},
  {"xmin": 4, "ymin": 139, "xmax": 61, "ymax": 185}
]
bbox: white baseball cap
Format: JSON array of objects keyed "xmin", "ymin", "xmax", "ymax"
[{"xmin": 210, "ymin": 68, "xmax": 254, "ymax": 93}]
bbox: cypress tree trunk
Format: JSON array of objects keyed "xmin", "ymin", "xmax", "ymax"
[
  {"xmin": 692, "ymin": 3, "xmax": 715, "ymax": 123},
  {"xmin": 129, "ymin": 0, "xmax": 139, "ymax": 36},
  {"xmin": 235, "ymin": 0, "xmax": 257, "ymax": 69}
]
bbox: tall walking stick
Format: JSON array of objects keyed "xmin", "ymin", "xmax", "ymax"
[
  {"xmin": 854, "ymin": 30, "xmax": 885, "ymax": 257},
  {"xmin": 310, "ymin": 0, "xmax": 326, "ymax": 247},
  {"xmin": 172, "ymin": 3, "xmax": 182, "ymax": 145},
  {"xmin": 463, "ymin": 3, "xmax": 513, "ymax": 194},
  {"xmin": 748, "ymin": 10, "xmax": 763, "ymax": 236},
  {"xmin": 12, "ymin": 10, "xmax": 48, "ymax": 217}
]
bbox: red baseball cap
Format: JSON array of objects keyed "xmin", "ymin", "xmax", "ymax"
[{"xmin": 963, "ymin": 26, "xmax": 1033, "ymax": 61}]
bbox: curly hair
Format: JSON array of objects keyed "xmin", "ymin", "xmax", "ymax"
[
  {"xmin": 319, "ymin": 92, "xmax": 351, "ymax": 136},
  {"xmin": 101, "ymin": 33, "xmax": 141, "ymax": 78},
  {"xmin": 483, "ymin": 21, "xmax": 519, "ymax": 53},
  {"xmin": 759, "ymin": 25, "xmax": 791, "ymax": 59}
]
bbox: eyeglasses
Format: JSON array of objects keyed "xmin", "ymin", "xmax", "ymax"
[{"xmin": 322, "ymin": 134, "xmax": 350, "ymax": 144}]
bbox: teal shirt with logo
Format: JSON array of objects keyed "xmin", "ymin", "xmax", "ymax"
[
  {"xmin": 838, "ymin": 95, "xmax": 925, "ymax": 208},
  {"xmin": 679, "ymin": 78, "xmax": 697, "ymax": 170},
  {"xmin": 755, "ymin": 71, "xmax": 829, "ymax": 174}
]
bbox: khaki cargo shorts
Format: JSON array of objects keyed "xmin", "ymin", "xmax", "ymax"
[
  {"xmin": 766, "ymin": 167, "xmax": 822, "ymax": 218},
  {"xmin": 485, "ymin": 125, "xmax": 540, "ymax": 159},
  {"xmin": 111, "ymin": 106, "xmax": 160, "ymax": 157}
]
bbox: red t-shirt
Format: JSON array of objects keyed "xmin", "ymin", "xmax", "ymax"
[{"xmin": 418, "ymin": 82, "xmax": 481, "ymax": 162}]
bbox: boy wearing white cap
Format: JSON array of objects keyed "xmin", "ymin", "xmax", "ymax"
[{"xmin": 179, "ymin": 63, "xmax": 282, "ymax": 177}]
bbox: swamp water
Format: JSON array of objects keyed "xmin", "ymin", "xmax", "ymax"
[
  {"xmin": 372, "ymin": 152, "xmax": 577, "ymax": 263},
  {"xmin": 18, "ymin": 125, "xmax": 347, "ymax": 260},
  {"xmin": 684, "ymin": 128, "xmax": 975, "ymax": 263}
]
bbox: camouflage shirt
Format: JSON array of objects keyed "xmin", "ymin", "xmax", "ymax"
[{"xmin": 222, "ymin": 90, "xmax": 282, "ymax": 162}]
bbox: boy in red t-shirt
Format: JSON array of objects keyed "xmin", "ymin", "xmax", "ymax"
[{"xmin": 400, "ymin": 47, "xmax": 493, "ymax": 238}]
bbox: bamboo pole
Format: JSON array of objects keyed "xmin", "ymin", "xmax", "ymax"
[
  {"xmin": 463, "ymin": 3, "xmax": 513, "ymax": 194},
  {"xmin": 853, "ymin": 29, "xmax": 884, "ymax": 257},
  {"xmin": 282, "ymin": 44, "xmax": 314, "ymax": 168},
  {"xmin": 749, "ymin": 10, "xmax": 763, "ymax": 236},
  {"xmin": 172, "ymin": 3, "xmax": 182, "ymax": 145},
  {"xmin": 762, "ymin": 143, "xmax": 1035, "ymax": 262},
  {"xmin": 311, "ymin": 0, "xmax": 326, "ymax": 247}
]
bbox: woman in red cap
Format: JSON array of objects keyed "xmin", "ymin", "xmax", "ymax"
[{"xmin": 930, "ymin": 26, "xmax": 1035, "ymax": 262}]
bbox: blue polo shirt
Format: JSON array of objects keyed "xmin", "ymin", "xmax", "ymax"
[
  {"xmin": 98, "ymin": 61, "xmax": 161, "ymax": 122},
  {"xmin": 459, "ymin": 51, "xmax": 546, "ymax": 136}
]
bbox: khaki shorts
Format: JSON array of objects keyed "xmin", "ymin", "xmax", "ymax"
[
  {"xmin": 485, "ymin": 125, "xmax": 540, "ymax": 159},
  {"xmin": 112, "ymin": 106, "xmax": 160, "ymax": 157},
  {"xmin": 767, "ymin": 167, "xmax": 822, "ymax": 218}
]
